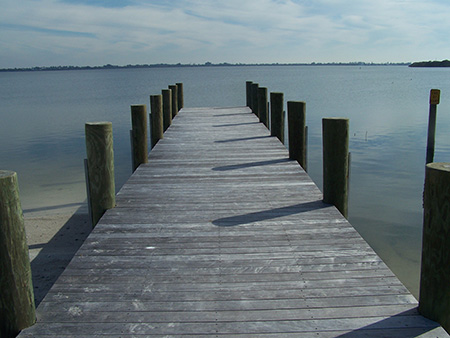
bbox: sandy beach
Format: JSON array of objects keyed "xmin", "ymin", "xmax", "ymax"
[{"xmin": 24, "ymin": 203, "xmax": 92, "ymax": 306}]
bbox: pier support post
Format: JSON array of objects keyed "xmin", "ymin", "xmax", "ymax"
[
  {"xmin": 0, "ymin": 171, "xmax": 35, "ymax": 338},
  {"xmin": 426, "ymin": 89, "xmax": 440, "ymax": 164},
  {"xmin": 258, "ymin": 87, "xmax": 268, "ymax": 128},
  {"xmin": 419, "ymin": 162, "xmax": 450, "ymax": 332},
  {"xmin": 130, "ymin": 105, "xmax": 148, "ymax": 172},
  {"xmin": 246, "ymin": 81, "xmax": 253, "ymax": 108},
  {"xmin": 251, "ymin": 83, "xmax": 259, "ymax": 117},
  {"xmin": 150, "ymin": 94, "xmax": 164, "ymax": 148},
  {"xmin": 162, "ymin": 89, "xmax": 172, "ymax": 132},
  {"xmin": 85, "ymin": 122, "xmax": 116, "ymax": 226},
  {"xmin": 288, "ymin": 101, "xmax": 307, "ymax": 170},
  {"xmin": 270, "ymin": 92, "xmax": 284, "ymax": 144},
  {"xmin": 176, "ymin": 83, "xmax": 184, "ymax": 110},
  {"xmin": 168, "ymin": 85, "xmax": 178, "ymax": 118},
  {"xmin": 322, "ymin": 118, "xmax": 349, "ymax": 218}
]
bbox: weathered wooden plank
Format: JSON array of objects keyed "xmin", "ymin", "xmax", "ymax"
[{"xmin": 18, "ymin": 106, "xmax": 448, "ymax": 337}]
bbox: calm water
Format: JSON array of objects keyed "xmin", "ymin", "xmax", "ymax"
[{"xmin": 2, "ymin": 65, "xmax": 450, "ymax": 297}]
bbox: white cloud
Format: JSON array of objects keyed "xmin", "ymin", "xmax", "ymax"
[{"xmin": 1, "ymin": 0, "xmax": 450, "ymax": 67}]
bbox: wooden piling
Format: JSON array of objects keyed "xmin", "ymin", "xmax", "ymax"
[
  {"xmin": 246, "ymin": 81, "xmax": 253, "ymax": 108},
  {"xmin": 322, "ymin": 118, "xmax": 349, "ymax": 218},
  {"xmin": 176, "ymin": 83, "xmax": 184, "ymax": 110},
  {"xmin": 0, "ymin": 171, "xmax": 35, "ymax": 338},
  {"xmin": 150, "ymin": 94, "xmax": 164, "ymax": 148},
  {"xmin": 419, "ymin": 162, "xmax": 450, "ymax": 332},
  {"xmin": 270, "ymin": 92, "xmax": 284, "ymax": 144},
  {"xmin": 251, "ymin": 83, "xmax": 259, "ymax": 117},
  {"xmin": 426, "ymin": 89, "xmax": 440, "ymax": 164},
  {"xmin": 130, "ymin": 105, "xmax": 148, "ymax": 172},
  {"xmin": 258, "ymin": 87, "xmax": 268, "ymax": 128},
  {"xmin": 169, "ymin": 85, "xmax": 178, "ymax": 118},
  {"xmin": 162, "ymin": 89, "xmax": 172, "ymax": 132},
  {"xmin": 288, "ymin": 101, "xmax": 306, "ymax": 170},
  {"xmin": 85, "ymin": 122, "xmax": 116, "ymax": 226}
]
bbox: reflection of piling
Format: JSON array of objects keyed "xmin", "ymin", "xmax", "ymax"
[
  {"xmin": 162, "ymin": 89, "xmax": 172, "ymax": 132},
  {"xmin": 288, "ymin": 101, "xmax": 306, "ymax": 170},
  {"xmin": 0, "ymin": 171, "xmax": 36, "ymax": 338},
  {"xmin": 246, "ymin": 81, "xmax": 253, "ymax": 108},
  {"xmin": 130, "ymin": 105, "xmax": 148, "ymax": 172},
  {"xmin": 419, "ymin": 162, "xmax": 450, "ymax": 332},
  {"xmin": 258, "ymin": 87, "xmax": 268, "ymax": 128},
  {"xmin": 168, "ymin": 85, "xmax": 178, "ymax": 118},
  {"xmin": 270, "ymin": 92, "xmax": 284, "ymax": 143},
  {"xmin": 85, "ymin": 122, "xmax": 116, "ymax": 226},
  {"xmin": 322, "ymin": 118, "xmax": 349, "ymax": 218},
  {"xmin": 150, "ymin": 95, "xmax": 164, "ymax": 148}
]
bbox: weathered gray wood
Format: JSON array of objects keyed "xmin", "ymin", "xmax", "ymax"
[
  {"xmin": 420, "ymin": 162, "xmax": 450, "ymax": 332},
  {"xmin": 168, "ymin": 85, "xmax": 178, "ymax": 118},
  {"xmin": 0, "ymin": 171, "xmax": 35, "ymax": 337},
  {"xmin": 251, "ymin": 83, "xmax": 259, "ymax": 117},
  {"xmin": 130, "ymin": 105, "xmax": 148, "ymax": 172},
  {"xmin": 161, "ymin": 89, "xmax": 172, "ymax": 132},
  {"xmin": 85, "ymin": 122, "xmax": 115, "ymax": 226},
  {"xmin": 258, "ymin": 87, "xmax": 268, "ymax": 128},
  {"xmin": 246, "ymin": 81, "xmax": 253, "ymax": 108},
  {"xmin": 176, "ymin": 83, "xmax": 184, "ymax": 110},
  {"xmin": 270, "ymin": 92, "xmax": 284, "ymax": 143},
  {"xmin": 322, "ymin": 117, "xmax": 349, "ymax": 218},
  {"xmin": 19, "ymin": 106, "xmax": 448, "ymax": 337},
  {"xmin": 287, "ymin": 101, "xmax": 306, "ymax": 170},
  {"xmin": 150, "ymin": 95, "xmax": 163, "ymax": 148}
]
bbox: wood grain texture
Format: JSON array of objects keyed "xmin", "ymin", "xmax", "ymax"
[
  {"xmin": 0, "ymin": 171, "xmax": 36, "ymax": 337},
  {"xmin": 19, "ymin": 107, "xmax": 448, "ymax": 337}
]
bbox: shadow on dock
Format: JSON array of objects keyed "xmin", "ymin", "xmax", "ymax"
[
  {"xmin": 212, "ymin": 158, "xmax": 291, "ymax": 171},
  {"xmin": 335, "ymin": 308, "xmax": 442, "ymax": 337},
  {"xmin": 213, "ymin": 201, "xmax": 330, "ymax": 226}
]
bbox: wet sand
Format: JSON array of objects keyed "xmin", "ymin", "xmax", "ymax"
[{"xmin": 24, "ymin": 204, "xmax": 92, "ymax": 306}]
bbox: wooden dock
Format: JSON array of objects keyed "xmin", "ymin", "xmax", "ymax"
[{"xmin": 19, "ymin": 106, "xmax": 448, "ymax": 337}]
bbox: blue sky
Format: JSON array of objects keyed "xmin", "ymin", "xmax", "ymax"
[{"xmin": 1, "ymin": 0, "xmax": 450, "ymax": 68}]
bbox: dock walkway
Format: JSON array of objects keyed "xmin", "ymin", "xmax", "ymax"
[{"xmin": 19, "ymin": 106, "xmax": 448, "ymax": 337}]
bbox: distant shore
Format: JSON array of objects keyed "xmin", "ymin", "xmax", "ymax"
[
  {"xmin": 0, "ymin": 61, "xmax": 411, "ymax": 73},
  {"xmin": 409, "ymin": 60, "xmax": 450, "ymax": 67}
]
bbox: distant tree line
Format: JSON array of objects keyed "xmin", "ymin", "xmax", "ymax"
[
  {"xmin": 0, "ymin": 62, "xmax": 411, "ymax": 72},
  {"xmin": 409, "ymin": 60, "xmax": 450, "ymax": 67}
]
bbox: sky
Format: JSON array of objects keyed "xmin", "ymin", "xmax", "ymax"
[{"xmin": 1, "ymin": 0, "xmax": 450, "ymax": 68}]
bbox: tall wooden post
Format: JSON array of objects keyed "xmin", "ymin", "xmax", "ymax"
[
  {"xmin": 251, "ymin": 83, "xmax": 259, "ymax": 117},
  {"xmin": 426, "ymin": 89, "xmax": 440, "ymax": 164},
  {"xmin": 130, "ymin": 105, "xmax": 148, "ymax": 172},
  {"xmin": 176, "ymin": 83, "xmax": 184, "ymax": 110},
  {"xmin": 168, "ymin": 85, "xmax": 178, "ymax": 118},
  {"xmin": 0, "ymin": 171, "xmax": 35, "ymax": 338},
  {"xmin": 270, "ymin": 92, "xmax": 284, "ymax": 144},
  {"xmin": 288, "ymin": 101, "xmax": 306, "ymax": 170},
  {"xmin": 162, "ymin": 89, "xmax": 172, "ymax": 132},
  {"xmin": 246, "ymin": 81, "xmax": 253, "ymax": 108},
  {"xmin": 258, "ymin": 87, "xmax": 268, "ymax": 128},
  {"xmin": 419, "ymin": 162, "xmax": 450, "ymax": 332},
  {"xmin": 322, "ymin": 118, "xmax": 349, "ymax": 218},
  {"xmin": 85, "ymin": 122, "xmax": 115, "ymax": 227},
  {"xmin": 150, "ymin": 94, "xmax": 164, "ymax": 148}
]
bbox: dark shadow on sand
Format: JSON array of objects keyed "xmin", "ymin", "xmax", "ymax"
[{"xmin": 28, "ymin": 203, "xmax": 91, "ymax": 306}]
